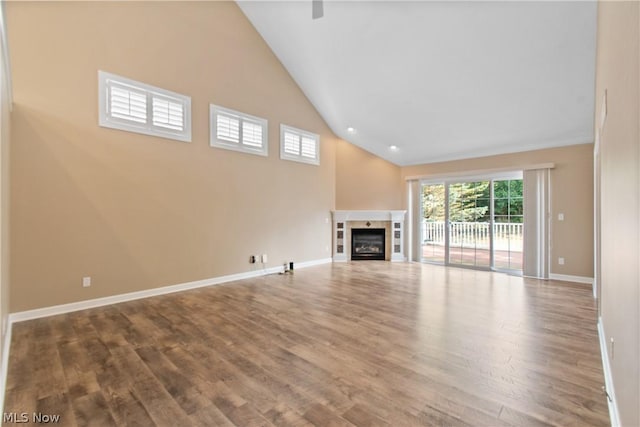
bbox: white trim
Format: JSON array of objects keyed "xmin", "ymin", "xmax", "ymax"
[
  {"xmin": 9, "ymin": 258, "xmax": 330, "ymax": 323},
  {"xmin": 548, "ymin": 273, "xmax": 594, "ymax": 285},
  {"xmin": 294, "ymin": 258, "xmax": 332, "ymax": 269},
  {"xmin": 419, "ymin": 170, "xmax": 523, "ymax": 185},
  {"xmin": 0, "ymin": 1, "xmax": 12, "ymax": 109},
  {"xmin": 0, "ymin": 258, "xmax": 332, "ymax": 410},
  {"xmin": 332, "ymin": 210, "xmax": 406, "ymax": 222},
  {"xmin": 209, "ymin": 104, "xmax": 269, "ymax": 157},
  {"xmin": 280, "ymin": 124, "xmax": 320, "ymax": 165},
  {"xmin": 404, "ymin": 163, "xmax": 555, "ymax": 182},
  {"xmin": 98, "ymin": 70, "xmax": 192, "ymax": 143},
  {"xmin": 0, "ymin": 319, "xmax": 12, "ymax": 417},
  {"xmin": 331, "ymin": 211, "xmax": 407, "ymax": 262},
  {"xmin": 396, "ymin": 137, "xmax": 591, "ymax": 167},
  {"xmin": 598, "ymin": 318, "xmax": 621, "ymax": 427}
]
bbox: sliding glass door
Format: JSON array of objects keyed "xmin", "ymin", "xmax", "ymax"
[
  {"xmin": 448, "ymin": 181, "xmax": 491, "ymax": 268},
  {"xmin": 421, "ymin": 184, "xmax": 446, "ymax": 263},
  {"xmin": 492, "ymin": 179, "xmax": 523, "ymax": 271},
  {"xmin": 420, "ymin": 175, "xmax": 523, "ymax": 273}
]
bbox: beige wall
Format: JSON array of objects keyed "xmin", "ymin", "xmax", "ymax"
[
  {"xmin": 595, "ymin": 2, "xmax": 639, "ymax": 426},
  {"xmin": 7, "ymin": 1, "xmax": 337, "ymax": 312},
  {"xmin": 401, "ymin": 144, "xmax": 595, "ymax": 278},
  {"xmin": 335, "ymin": 139, "xmax": 402, "ymax": 210}
]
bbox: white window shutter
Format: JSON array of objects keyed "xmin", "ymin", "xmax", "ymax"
[
  {"xmin": 301, "ymin": 136, "xmax": 317, "ymax": 159},
  {"xmin": 152, "ymin": 96, "xmax": 184, "ymax": 131},
  {"xmin": 216, "ymin": 113, "xmax": 240, "ymax": 143},
  {"xmin": 242, "ymin": 120, "xmax": 263, "ymax": 148},
  {"xmin": 280, "ymin": 124, "xmax": 320, "ymax": 165},
  {"xmin": 283, "ymin": 131, "xmax": 300, "ymax": 155},
  {"xmin": 99, "ymin": 71, "xmax": 191, "ymax": 142},
  {"xmin": 109, "ymin": 85, "xmax": 147, "ymax": 124},
  {"xmin": 209, "ymin": 104, "xmax": 268, "ymax": 157}
]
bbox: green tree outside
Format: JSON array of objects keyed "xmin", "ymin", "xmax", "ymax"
[{"xmin": 422, "ymin": 179, "xmax": 523, "ymax": 223}]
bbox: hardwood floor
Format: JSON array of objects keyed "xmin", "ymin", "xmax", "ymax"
[{"xmin": 4, "ymin": 262, "xmax": 609, "ymax": 426}]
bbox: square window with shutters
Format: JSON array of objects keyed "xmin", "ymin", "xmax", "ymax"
[
  {"xmin": 209, "ymin": 104, "xmax": 268, "ymax": 157},
  {"xmin": 98, "ymin": 71, "xmax": 191, "ymax": 142},
  {"xmin": 280, "ymin": 124, "xmax": 320, "ymax": 165}
]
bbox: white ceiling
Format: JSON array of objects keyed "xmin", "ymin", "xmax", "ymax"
[{"xmin": 237, "ymin": 1, "xmax": 597, "ymax": 166}]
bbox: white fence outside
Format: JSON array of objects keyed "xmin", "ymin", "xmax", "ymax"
[{"xmin": 422, "ymin": 220, "xmax": 523, "ymax": 251}]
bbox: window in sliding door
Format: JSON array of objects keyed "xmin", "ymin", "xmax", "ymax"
[
  {"xmin": 421, "ymin": 183, "xmax": 446, "ymax": 263},
  {"xmin": 419, "ymin": 174, "xmax": 523, "ymax": 273},
  {"xmin": 492, "ymin": 179, "xmax": 523, "ymax": 271},
  {"xmin": 448, "ymin": 181, "xmax": 491, "ymax": 268}
]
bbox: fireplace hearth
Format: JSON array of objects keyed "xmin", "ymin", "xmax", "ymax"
[
  {"xmin": 331, "ymin": 210, "xmax": 406, "ymax": 262},
  {"xmin": 351, "ymin": 228, "xmax": 385, "ymax": 260}
]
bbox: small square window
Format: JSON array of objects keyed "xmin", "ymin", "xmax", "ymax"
[
  {"xmin": 210, "ymin": 105, "xmax": 268, "ymax": 157},
  {"xmin": 280, "ymin": 124, "xmax": 320, "ymax": 165}
]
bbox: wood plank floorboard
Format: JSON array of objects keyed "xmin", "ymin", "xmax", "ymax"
[{"xmin": 4, "ymin": 262, "xmax": 609, "ymax": 426}]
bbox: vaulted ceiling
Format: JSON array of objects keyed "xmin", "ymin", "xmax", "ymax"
[{"xmin": 237, "ymin": 1, "xmax": 597, "ymax": 166}]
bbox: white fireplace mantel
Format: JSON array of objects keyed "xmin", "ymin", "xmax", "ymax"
[
  {"xmin": 332, "ymin": 210, "xmax": 406, "ymax": 222},
  {"xmin": 331, "ymin": 210, "xmax": 407, "ymax": 262}
]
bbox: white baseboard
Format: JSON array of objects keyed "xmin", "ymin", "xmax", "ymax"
[
  {"xmin": 549, "ymin": 273, "xmax": 594, "ymax": 285},
  {"xmin": 0, "ymin": 257, "xmax": 331, "ymax": 416},
  {"xmin": 9, "ymin": 258, "xmax": 332, "ymax": 323},
  {"xmin": 294, "ymin": 258, "xmax": 332, "ymax": 269},
  {"xmin": 0, "ymin": 317, "xmax": 12, "ymax": 417},
  {"xmin": 598, "ymin": 317, "xmax": 621, "ymax": 427}
]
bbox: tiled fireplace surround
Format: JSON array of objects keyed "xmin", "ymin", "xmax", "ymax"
[{"xmin": 331, "ymin": 210, "xmax": 407, "ymax": 262}]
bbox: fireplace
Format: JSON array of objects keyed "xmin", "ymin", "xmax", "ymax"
[
  {"xmin": 351, "ymin": 228, "xmax": 385, "ymax": 260},
  {"xmin": 332, "ymin": 211, "xmax": 406, "ymax": 262}
]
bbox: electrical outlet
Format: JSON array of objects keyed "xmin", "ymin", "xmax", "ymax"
[
  {"xmin": 558, "ymin": 257, "xmax": 565, "ymax": 265},
  {"xmin": 558, "ymin": 213, "xmax": 564, "ymax": 221},
  {"xmin": 261, "ymin": 254, "xmax": 268, "ymax": 263},
  {"xmin": 249, "ymin": 255, "xmax": 256, "ymax": 264},
  {"xmin": 82, "ymin": 276, "xmax": 91, "ymax": 287}
]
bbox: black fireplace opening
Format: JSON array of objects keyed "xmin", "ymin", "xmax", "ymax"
[{"xmin": 351, "ymin": 228, "xmax": 385, "ymax": 261}]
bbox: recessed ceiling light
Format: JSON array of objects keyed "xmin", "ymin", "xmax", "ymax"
[
  {"xmin": 346, "ymin": 127, "xmax": 356, "ymax": 134},
  {"xmin": 389, "ymin": 145, "xmax": 399, "ymax": 151}
]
